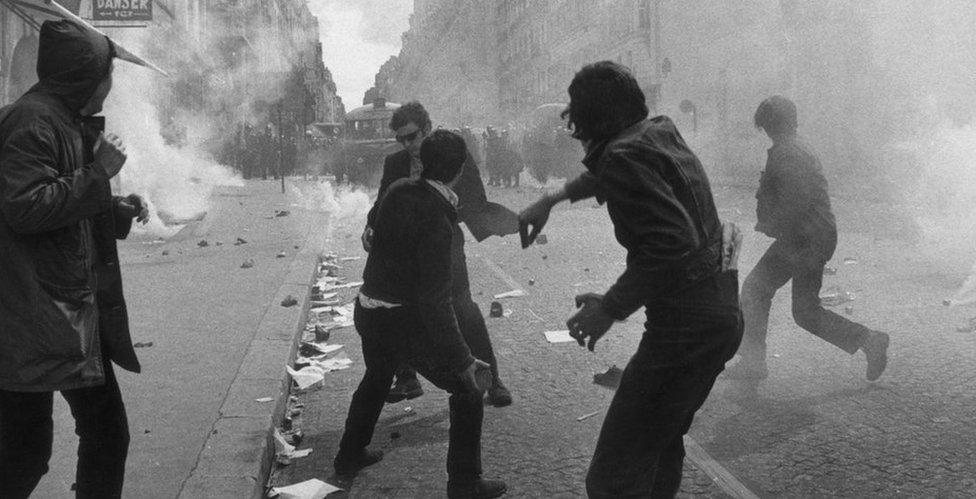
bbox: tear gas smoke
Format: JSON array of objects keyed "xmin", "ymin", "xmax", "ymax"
[
  {"xmin": 289, "ymin": 180, "xmax": 371, "ymax": 251},
  {"xmin": 106, "ymin": 55, "xmax": 243, "ymax": 238}
]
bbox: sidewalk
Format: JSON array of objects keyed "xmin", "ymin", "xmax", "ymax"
[{"xmin": 32, "ymin": 179, "xmax": 329, "ymax": 499}]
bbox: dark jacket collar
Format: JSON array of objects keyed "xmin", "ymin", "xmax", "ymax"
[{"xmin": 581, "ymin": 119, "xmax": 648, "ymax": 174}]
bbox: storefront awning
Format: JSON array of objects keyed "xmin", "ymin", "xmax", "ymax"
[{"xmin": 0, "ymin": 0, "xmax": 169, "ymax": 76}]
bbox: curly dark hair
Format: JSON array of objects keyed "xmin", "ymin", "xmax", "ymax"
[
  {"xmin": 389, "ymin": 101, "xmax": 432, "ymax": 132},
  {"xmin": 561, "ymin": 61, "xmax": 649, "ymax": 142},
  {"xmin": 420, "ymin": 130, "xmax": 467, "ymax": 183},
  {"xmin": 754, "ymin": 96, "xmax": 798, "ymax": 135}
]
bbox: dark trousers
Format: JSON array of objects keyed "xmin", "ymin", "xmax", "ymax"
[
  {"xmin": 338, "ymin": 302, "xmax": 484, "ymax": 484},
  {"xmin": 585, "ymin": 271, "xmax": 743, "ymax": 498},
  {"xmin": 739, "ymin": 239, "xmax": 870, "ymax": 361},
  {"xmin": 0, "ymin": 358, "xmax": 130, "ymax": 499},
  {"xmin": 398, "ymin": 226, "xmax": 500, "ymax": 384}
]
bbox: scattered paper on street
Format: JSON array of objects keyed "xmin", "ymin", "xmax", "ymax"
[
  {"xmin": 287, "ymin": 365, "xmax": 326, "ymax": 391},
  {"xmin": 340, "ymin": 256, "xmax": 362, "ymax": 262},
  {"xmin": 255, "ymin": 397, "xmax": 274, "ymax": 403},
  {"xmin": 268, "ymin": 479, "xmax": 342, "ymax": 499},
  {"xmin": 494, "ymin": 289, "xmax": 527, "ymax": 299},
  {"xmin": 544, "ymin": 330, "xmax": 576, "ymax": 343},
  {"xmin": 322, "ymin": 281, "xmax": 363, "ymax": 291}
]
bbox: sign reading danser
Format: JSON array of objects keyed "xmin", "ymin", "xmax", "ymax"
[{"xmin": 92, "ymin": 0, "xmax": 153, "ymax": 21}]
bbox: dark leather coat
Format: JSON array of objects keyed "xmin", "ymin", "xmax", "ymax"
[{"xmin": 0, "ymin": 20, "xmax": 139, "ymax": 392}]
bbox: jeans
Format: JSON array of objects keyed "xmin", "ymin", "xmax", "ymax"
[
  {"xmin": 585, "ymin": 271, "xmax": 743, "ymax": 498},
  {"xmin": 739, "ymin": 238, "xmax": 870, "ymax": 362},
  {"xmin": 338, "ymin": 301, "xmax": 484, "ymax": 484},
  {"xmin": 0, "ymin": 358, "xmax": 130, "ymax": 499},
  {"xmin": 398, "ymin": 225, "xmax": 500, "ymax": 385}
]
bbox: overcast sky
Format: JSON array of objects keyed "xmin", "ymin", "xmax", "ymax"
[{"xmin": 307, "ymin": 0, "xmax": 413, "ymax": 109}]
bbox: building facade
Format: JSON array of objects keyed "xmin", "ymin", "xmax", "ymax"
[{"xmin": 371, "ymin": 0, "xmax": 895, "ymax": 177}]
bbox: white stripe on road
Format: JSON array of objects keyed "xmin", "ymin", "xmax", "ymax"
[
  {"xmin": 482, "ymin": 256, "xmax": 526, "ymax": 293},
  {"xmin": 482, "ymin": 255, "xmax": 760, "ymax": 499},
  {"xmin": 684, "ymin": 436, "xmax": 760, "ymax": 499}
]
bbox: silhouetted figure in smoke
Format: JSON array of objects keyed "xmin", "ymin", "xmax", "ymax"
[
  {"xmin": 498, "ymin": 130, "xmax": 523, "ymax": 188},
  {"xmin": 726, "ymin": 96, "xmax": 890, "ymax": 381},
  {"xmin": 0, "ymin": 20, "xmax": 150, "ymax": 498},
  {"xmin": 519, "ymin": 61, "xmax": 743, "ymax": 498}
]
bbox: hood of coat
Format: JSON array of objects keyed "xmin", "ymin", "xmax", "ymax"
[{"xmin": 29, "ymin": 20, "xmax": 115, "ymax": 113}]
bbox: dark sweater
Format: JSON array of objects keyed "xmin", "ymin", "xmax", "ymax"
[
  {"xmin": 755, "ymin": 137, "xmax": 837, "ymax": 246},
  {"xmin": 360, "ymin": 178, "xmax": 474, "ymax": 373}
]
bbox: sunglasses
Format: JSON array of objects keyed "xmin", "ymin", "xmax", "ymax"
[{"xmin": 395, "ymin": 130, "xmax": 420, "ymax": 144}]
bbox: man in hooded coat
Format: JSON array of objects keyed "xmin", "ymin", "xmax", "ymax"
[{"xmin": 0, "ymin": 19, "xmax": 147, "ymax": 498}]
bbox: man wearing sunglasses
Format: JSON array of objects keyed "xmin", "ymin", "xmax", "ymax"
[{"xmin": 361, "ymin": 101, "xmax": 516, "ymax": 408}]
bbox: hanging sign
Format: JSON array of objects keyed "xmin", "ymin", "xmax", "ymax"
[{"xmin": 92, "ymin": 0, "xmax": 153, "ymax": 21}]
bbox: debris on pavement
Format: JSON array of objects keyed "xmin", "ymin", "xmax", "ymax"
[
  {"xmin": 197, "ymin": 240, "xmax": 209, "ymax": 248},
  {"xmin": 255, "ymin": 397, "xmax": 274, "ymax": 403},
  {"xmin": 845, "ymin": 306, "xmax": 855, "ymax": 315},
  {"xmin": 273, "ymin": 429, "xmax": 313, "ymax": 466},
  {"xmin": 241, "ymin": 259, "xmax": 255, "ymax": 269},
  {"xmin": 943, "ymin": 299, "xmax": 952, "ymax": 307},
  {"xmin": 277, "ymin": 251, "xmax": 287, "ymax": 258},
  {"xmin": 823, "ymin": 266, "xmax": 837, "ymax": 276},
  {"xmin": 275, "ymin": 210, "xmax": 291, "ymax": 217},
  {"xmin": 577, "ymin": 410, "xmax": 601, "ymax": 422},
  {"xmin": 489, "ymin": 301, "xmax": 504, "ymax": 318},
  {"xmin": 844, "ymin": 257, "xmax": 859, "ymax": 265},
  {"xmin": 820, "ymin": 286, "xmax": 855, "ymax": 307},
  {"xmin": 528, "ymin": 279, "xmax": 535, "ymax": 286},
  {"xmin": 268, "ymin": 479, "xmax": 341, "ymax": 499},
  {"xmin": 494, "ymin": 289, "xmax": 527, "ymax": 299},
  {"xmin": 281, "ymin": 295, "xmax": 299, "ymax": 307},
  {"xmin": 161, "ymin": 250, "xmax": 169, "ymax": 256},
  {"xmin": 593, "ymin": 365, "xmax": 624, "ymax": 390},
  {"xmin": 339, "ymin": 256, "xmax": 362, "ymax": 262},
  {"xmin": 286, "ymin": 365, "xmax": 326, "ymax": 391},
  {"xmin": 535, "ymin": 234, "xmax": 548, "ymax": 245},
  {"xmin": 319, "ymin": 281, "xmax": 363, "ymax": 292},
  {"xmin": 544, "ymin": 330, "xmax": 577, "ymax": 343},
  {"xmin": 235, "ymin": 237, "xmax": 248, "ymax": 245},
  {"xmin": 133, "ymin": 341, "xmax": 154, "ymax": 348}
]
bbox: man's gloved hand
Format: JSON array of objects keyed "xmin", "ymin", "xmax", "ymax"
[
  {"xmin": 118, "ymin": 194, "xmax": 149, "ymax": 224},
  {"xmin": 567, "ymin": 292, "xmax": 615, "ymax": 352}
]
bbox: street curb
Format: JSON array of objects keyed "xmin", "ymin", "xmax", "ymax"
[{"xmin": 180, "ymin": 209, "xmax": 326, "ymax": 499}]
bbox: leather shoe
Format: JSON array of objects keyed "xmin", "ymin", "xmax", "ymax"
[
  {"xmin": 385, "ymin": 377, "xmax": 424, "ymax": 403},
  {"xmin": 447, "ymin": 479, "xmax": 507, "ymax": 499},
  {"xmin": 333, "ymin": 448, "xmax": 383, "ymax": 476}
]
